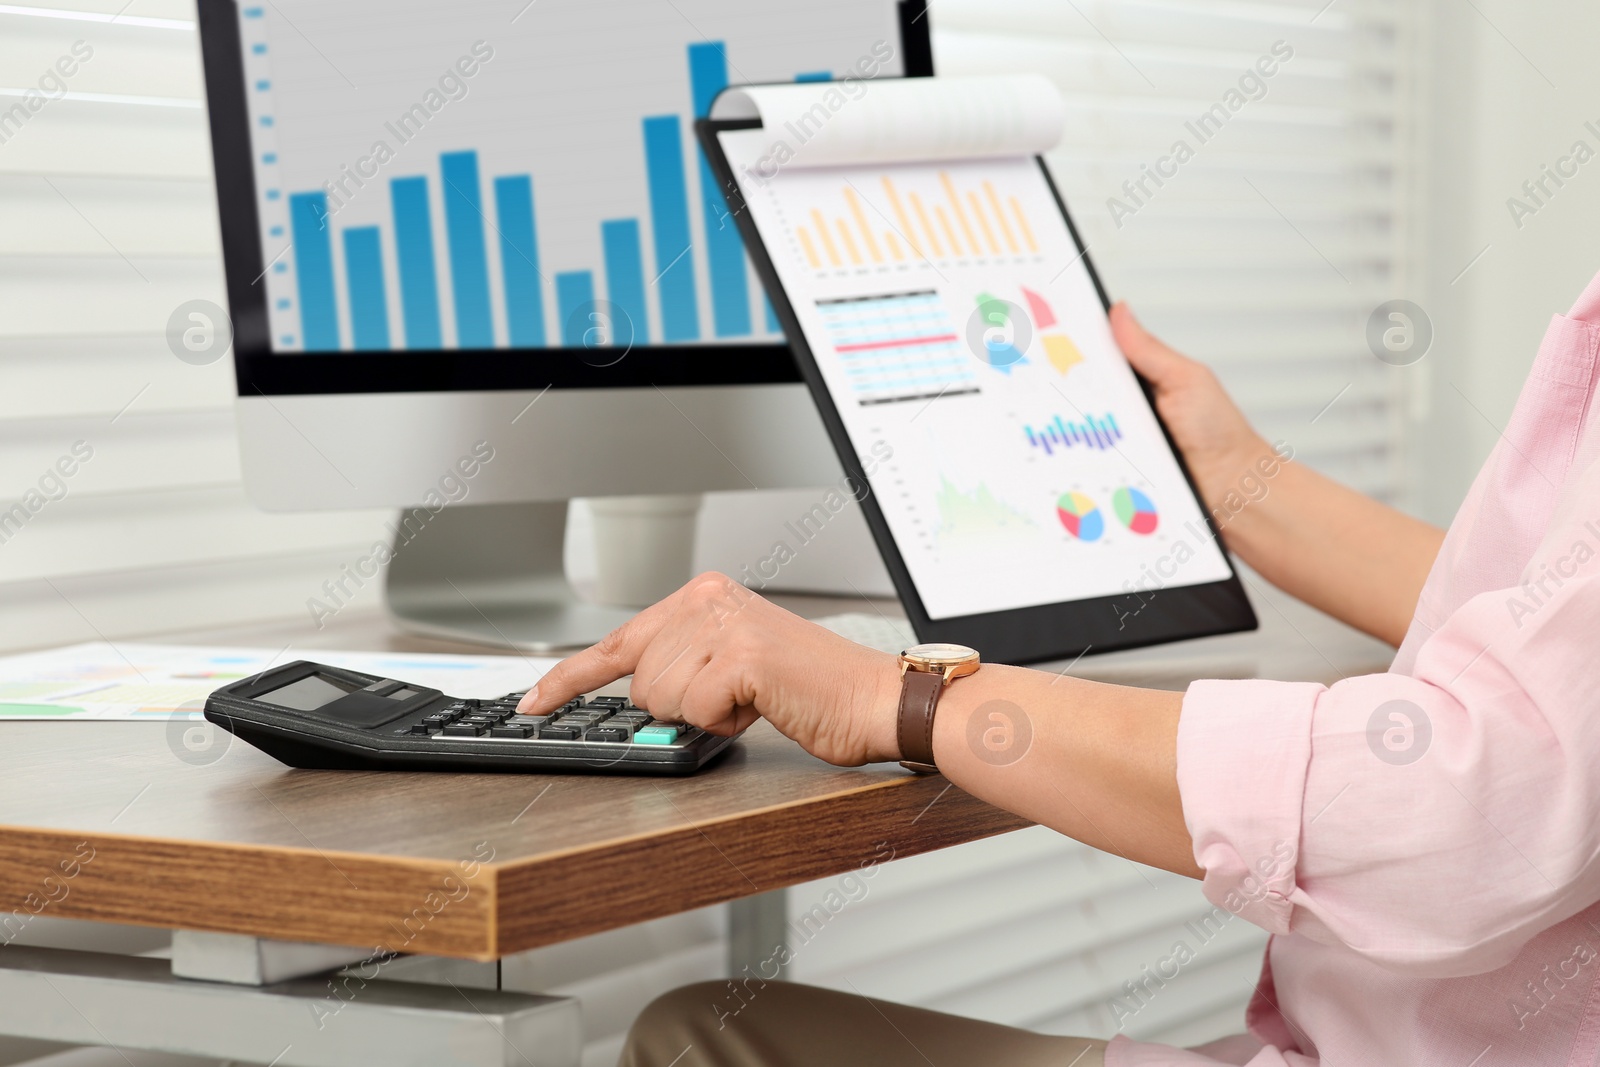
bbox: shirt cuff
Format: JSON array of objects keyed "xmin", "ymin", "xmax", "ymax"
[{"xmin": 1177, "ymin": 679, "xmax": 1323, "ymax": 934}]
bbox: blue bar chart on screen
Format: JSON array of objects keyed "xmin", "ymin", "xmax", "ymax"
[{"xmin": 235, "ymin": 0, "xmax": 903, "ymax": 353}]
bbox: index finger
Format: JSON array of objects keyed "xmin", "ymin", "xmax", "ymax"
[{"xmin": 516, "ymin": 583, "xmax": 689, "ymax": 714}]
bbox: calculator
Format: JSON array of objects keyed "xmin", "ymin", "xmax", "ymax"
[{"xmin": 204, "ymin": 660, "xmax": 734, "ymax": 776}]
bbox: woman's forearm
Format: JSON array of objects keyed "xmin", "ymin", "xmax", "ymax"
[
  {"xmin": 1110, "ymin": 305, "xmax": 1440, "ymax": 645},
  {"xmin": 897, "ymin": 453, "xmax": 1443, "ymax": 880},
  {"xmin": 918, "ymin": 664, "xmax": 1200, "ymax": 878},
  {"xmin": 1217, "ymin": 445, "xmax": 1444, "ymax": 646}
]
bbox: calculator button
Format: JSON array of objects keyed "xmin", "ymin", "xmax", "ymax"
[
  {"xmin": 588, "ymin": 696, "xmax": 627, "ymax": 709},
  {"xmin": 505, "ymin": 715, "xmax": 548, "ymax": 728},
  {"xmin": 490, "ymin": 723, "xmax": 536, "ymax": 739},
  {"xmin": 443, "ymin": 723, "xmax": 485, "ymax": 737},
  {"xmin": 409, "ymin": 721, "xmax": 435, "ymax": 735},
  {"xmin": 634, "ymin": 725, "xmax": 681, "ymax": 745},
  {"xmin": 538, "ymin": 723, "xmax": 583, "ymax": 741},
  {"xmin": 584, "ymin": 726, "xmax": 631, "ymax": 743}
]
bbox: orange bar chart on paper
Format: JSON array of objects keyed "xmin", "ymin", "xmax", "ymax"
[{"xmin": 787, "ymin": 170, "xmax": 1044, "ymax": 272}]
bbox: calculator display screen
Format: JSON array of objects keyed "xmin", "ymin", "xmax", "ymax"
[{"xmin": 257, "ymin": 673, "xmax": 361, "ymax": 712}]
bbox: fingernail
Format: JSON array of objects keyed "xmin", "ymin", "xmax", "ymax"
[{"xmin": 517, "ymin": 685, "xmax": 539, "ymax": 712}]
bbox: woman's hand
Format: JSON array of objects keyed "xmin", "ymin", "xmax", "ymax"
[
  {"xmin": 517, "ymin": 573, "xmax": 902, "ymax": 766},
  {"xmin": 1112, "ymin": 301, "xmax": 1443, "ymax": 643},
  {"xmin": 1110, "ymin": 302, "xmax": 1275, "ymax": 510},
  {"xmin": 521, "ymin": 572, "xmax": 1202, "ymax": 876}
]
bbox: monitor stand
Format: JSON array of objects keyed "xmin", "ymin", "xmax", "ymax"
[{"xmin": 383, "ymin": 498, "xmax": 699, "ymax": 653}]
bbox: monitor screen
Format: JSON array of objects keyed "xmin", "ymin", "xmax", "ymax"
[{"xmin": 200, "ymin": 0, "xmax": 932, "ymax": 394}]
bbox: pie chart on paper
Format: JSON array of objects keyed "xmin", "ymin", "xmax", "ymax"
[
  {"xmin": 1056, "ymin": 492, "xmax": 1104, "ymax": 542},
  {"xmin": 1113, "ymin": 487, "xmax": 1160, "ymax": 535},
  {"xmin": 1021, "ymin": 286, "xmax": 1085, "ymax": 376}
]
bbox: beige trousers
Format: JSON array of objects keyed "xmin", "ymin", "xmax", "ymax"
[{"xmin": 618, "ymin": 980, "xmax": 1107, "ymax": 1067}]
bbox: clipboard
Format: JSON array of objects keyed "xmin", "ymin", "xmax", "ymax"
[{"xmin": 695, "ymin": 76, "xmax": 1256, "ymax": 664}]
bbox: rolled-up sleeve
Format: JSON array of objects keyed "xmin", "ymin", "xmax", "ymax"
[
  {"xmin": 1178, "ymin": 564, "xmax": 1600, "ymax": 978},
  {"xmin": 1180, "ymin": 678, "xmax": 1322, "ymax": 934}
]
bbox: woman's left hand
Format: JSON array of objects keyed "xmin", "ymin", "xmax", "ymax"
[{"xmin": 517, "ymin": 573, "xmax": 902, "ymax": 766}]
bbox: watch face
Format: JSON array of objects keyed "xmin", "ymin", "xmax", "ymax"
[{"xmin": 900, "ymin": 643, "xmax": 980, "ymax": 668}]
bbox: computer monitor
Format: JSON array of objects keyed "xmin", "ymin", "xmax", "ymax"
[{"xmin": 198, "ymin": 0, "xmax": 933, "ymax": 649}]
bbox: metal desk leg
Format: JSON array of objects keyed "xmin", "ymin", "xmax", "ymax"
[
  {"xmin": 0, "ymin": 935, "xmax": 580, "ymax": 1067},
  {"xmin": 171, "ymin": 930, "xmax": 374, "ymax": 985},
  {"xmin": 729, "ymin": 888, "xmax": 789, "ymax": 982}
]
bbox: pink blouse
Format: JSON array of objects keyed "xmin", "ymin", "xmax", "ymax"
[{"xmin": 1110, "ymin": 270, "xmax": 1600, "ymax": 1067}]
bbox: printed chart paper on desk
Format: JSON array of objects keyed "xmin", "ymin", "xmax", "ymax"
[
  {"xmin": 711, "ymin": 76, "xmax": 1234, "ymax": 620},
  {"xmin": 0, "ymin": 644, "xmax": 557, "ymax": 721}
]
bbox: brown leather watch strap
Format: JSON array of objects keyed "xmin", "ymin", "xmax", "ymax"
[{"xmin": 896, "ymin": 669, "xmax": 944, "ymax": 771}]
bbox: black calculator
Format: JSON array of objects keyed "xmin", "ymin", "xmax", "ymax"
[{"xmin": 204, "ymin": 660, "xmax": 734, "ymax": 776}]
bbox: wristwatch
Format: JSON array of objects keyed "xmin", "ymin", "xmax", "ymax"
[{"xmin": 895, "ymin": 643, "xmax": 981, "ymax": 773}]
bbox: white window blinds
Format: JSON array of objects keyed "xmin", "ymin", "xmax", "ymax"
[
  {"xmin": 0, "ymin": 1, "xmax": 385, "ymax": 651},
  {"xmin": 933, "ymin": 0, "xmax": 1416, "ymax": 502}
]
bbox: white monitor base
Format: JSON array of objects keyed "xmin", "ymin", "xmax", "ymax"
[{"xmin": 383, "ymin": 500, "xmax": 691, "ymax": 653}]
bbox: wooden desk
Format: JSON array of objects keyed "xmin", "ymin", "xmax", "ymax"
[
  {"xmin": 0, "ymin": 596, "xmax": 1030, "ymax": 962},
  {"xmin": 0, "ymin": 587, "xmax": 1390, "ymax": 961},
  {"xmin": 0, "ymin": 588, "xmax": 1392, "ymax": 1066},
  {"xmin": 0, "ymin": 723, "xmax": 1026, "ymax": 962}
]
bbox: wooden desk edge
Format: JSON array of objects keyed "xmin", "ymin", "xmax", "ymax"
[
  {"xmin": 0, "ymin": 823, "xmax": 499, "ymax": 960},
  {"xmin": 488, "ymin": 773, "xmax": 1032, "ymax": 957},
  {"xmin": 0, "ymin": 774, "xmax": 1032, "ymax": 962}
]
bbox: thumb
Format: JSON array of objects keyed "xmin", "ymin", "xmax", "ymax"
[{"xmin": 1110, "ymin": 302, "xmax": 1190, "ymax": 388}]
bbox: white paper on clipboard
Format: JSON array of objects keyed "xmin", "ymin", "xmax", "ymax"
[{"xmin": 709, "ymin": 76, "xmax": 1237, "ymax": 621}]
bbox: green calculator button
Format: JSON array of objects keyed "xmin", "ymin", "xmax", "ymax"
[{"xmin": 634, "ymin": 725, "xmax": 681, "ymax": 745}]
